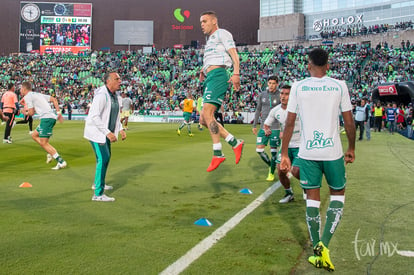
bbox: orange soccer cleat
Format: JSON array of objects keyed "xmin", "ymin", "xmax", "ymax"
[
  {"xmin": 232, "ymin": 139, "xmax": 245, "ymax": 164},
  {"xmin": 206, "ymin": 156, "xmax": 226, "ymax": 172}
]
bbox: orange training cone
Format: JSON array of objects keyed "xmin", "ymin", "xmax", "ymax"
[{"xmin": 19, "ymin": 182, "xmax": 32, "ymax": 188}]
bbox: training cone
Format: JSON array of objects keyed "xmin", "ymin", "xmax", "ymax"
[
  {"xmin": 239, "ymin": 188, "xmax": 253, "ymax": 194},
  {"xmin": 194, "ymin": 218, "xmax": 213, "ymax": 227},
  {"xmin": 19, "ymin": 182, "xmax": 32, "ymax": 188}
]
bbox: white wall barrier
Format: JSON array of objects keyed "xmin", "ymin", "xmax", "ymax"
[{"xmin": 26, "ymin": 110, "xmax": 257, "ymax": 124}]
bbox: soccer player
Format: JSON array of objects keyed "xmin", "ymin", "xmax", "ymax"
[
  {"xmin": 196, "ymin": 95, "xmax": 204, "ymax": 130},
  {"xmin": 16, "ymin": 98, "xmax": 34, "ymax": 134},
  {"xmin": 264, "ymin": 85, "xmax": 301, "ymax": 203},
  {"xmin": 280, "ymin": 48, "xmax": 356, "ymax": 271},
  {"xmin": 177, "ymin": 92, "xmax": 196, "ymax": 137},
  {"xmin": 120, "ymin": 92, "xmax": 133, "ymax": 130},
  {"xmin": 84, "ymin": 72, "xmax": 126, "ymax": 202},
  {"xmin": 20, "ymin": 81, "xmax": 67, "ymax": 170},
  {"xmin": 1, "ymin": 83, "xmax": 19, "ymax": 144},
  {"xmin": 252, "ymin": 76, "xmax": 281, "ymax": 181},
  {"xmin": 199, "ymin": 11, "xmax": 244, "ymax": 172}
]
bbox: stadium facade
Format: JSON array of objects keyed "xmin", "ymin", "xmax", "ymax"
[
  {"xmin": 259, "ymin": 0, "xmax": 414, "ymax": 42},
  {"xmin": 0, "ymin": 0, "xmax": 259, "ymax": 55}
]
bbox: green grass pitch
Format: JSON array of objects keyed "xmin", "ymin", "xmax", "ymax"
[{"xmin": 0, "ymin": 121, "xmax": 413, "ymax": 274}]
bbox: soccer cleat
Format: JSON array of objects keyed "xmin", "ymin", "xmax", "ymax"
[
  {"xmin": 3, "ymin": 139, "xmax": 12, "ymax": 144},
  {"xmin": 266, "ymin": 168, "xmax": 275, "ymax": 181},
  {"xmin": 198, "ymin": 124, "xmax": 203, "ymax": 131},
  {"xmin": 308, "ymin": 255, "xmax": 323, "ymax": 268},
  {"xmin": 314, "ymin": 241, "xmax": 335, "ymax": 271},
  {"xmin": 188, "ymin": 133, "xmax": 194, "ymax": 137},
  {"xmin": 177, "ymin": 129, "xmax": 181, "ymax": 136},
  {"xmin": 91, "ymin": 184, "xmax": 113, "ymax": 190},
  {"xmin": 92, "ymin": 194, "xmax": 115, "ymax": 202},
  {"xmin": 279, "ymin": 193, "xmax": 294, "ymax": 204},
  {"xmin": 232, "ymin": 139, "xmax": 244, "ymax": 164},
  {"xmin": 206, "ymin": 156, "xmax": 226, "ymax": 172},
  {"xmin": 46, "ymin": 154, "xmax": 53, "ymax": 163},
  {"xmin": 52, "ymin": 161, "xmax": 67, "ymax": 170}
]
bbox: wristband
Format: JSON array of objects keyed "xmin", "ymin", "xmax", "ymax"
[{"xmin": 57, "ymin": 111, "xmax": 62, "ymax": 115}]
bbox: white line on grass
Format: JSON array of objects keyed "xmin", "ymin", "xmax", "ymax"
[
  {"xmin": 397, "ymin": 250, "xmax": 414, "ymax": 257},
  {"xmin": 160, "ymin": 181, "xmax": 282, "ymax": 275}
]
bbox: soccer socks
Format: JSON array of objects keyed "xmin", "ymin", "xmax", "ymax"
[
  {"xmin": 53, "ymin": 152, "xmax": 65, "ymax": 164},
  {"xmin": 178, "ymin": 122, "xmax": 185, "ymax": 130},
  {"xmin": 285, "ymin": 187, "xmax": 293, "ymax": 196},
  {"xmin": 306, "ymin": 199, "xmax": 321, "ymax": 248},
  {"xmin": 270, "ymin": 148, "xmax": 278, "ymax": 174},
  {"xmin": 321, "ymin": 195, "xmax": 345, "ymax": 247},
  {"xmin": 256, "ymin": 148, "xmax": 270, "ymax": 166},
  {"xmin": 213, "ymin": 143, "xmax": 223, "ymax": 156},
  {"xmin": 305, "ymin": 196, "xmax": 343, "ymax": 272},
  {"xmin": 187, "ymin": 123, "xmax": 192, "ymax": 134},
  {"xmin": 225, "ymin": 134, "xmax": 238, "ymax": 147}
]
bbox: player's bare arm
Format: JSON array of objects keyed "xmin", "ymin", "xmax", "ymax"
[{"xmin": 342, "ymin": 110, "xmax": 356, "ymax": 164}]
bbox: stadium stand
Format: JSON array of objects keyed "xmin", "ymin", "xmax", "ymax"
[{"xmin": 0, "ymin": 34, "xmax": 413, "ymax": 133}]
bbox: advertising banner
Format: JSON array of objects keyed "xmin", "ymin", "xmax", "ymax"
[{"xmin": 378, "ymin": 85, "xmax": 398, "ymax": 96}]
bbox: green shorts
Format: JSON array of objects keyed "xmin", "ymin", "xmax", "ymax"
[
  {"xmin": 256, "ymin": 129, "xmax": 281, "ymax": 148},
  {"xmin": 36, "ymin": 118, "xmax": 56, "ymax": 138},
  {"xmin": 297, "ymin": 157, "xmax": 346, "ymax": 190},
  {"xmin": 276, "ymin": 147, "xmax": 299, "ymax": 166},
  {"xmin": 183, "ymin": 112, "xmax": 192, "ymax": 122},
  {"xmin": 203, "ymin": 68, "xmax": 229, "ymax": 108}
]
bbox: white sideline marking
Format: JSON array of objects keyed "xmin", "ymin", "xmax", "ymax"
[
  {"xmin": 160, "ymin": 182, "xmax": 282, "ymax": 275},
  {"xmin": 397, "ymin": 250, "xmax": 414, "ymax": 257}
]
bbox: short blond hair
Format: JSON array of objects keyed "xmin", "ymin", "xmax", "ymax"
[{"xmin": 21, "ymin": 81, "xmax": 32, "ymax": 91}]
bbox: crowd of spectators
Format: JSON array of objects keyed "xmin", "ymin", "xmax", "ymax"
[
  {"xmin": 40, "ymin": 24, "xmax": 91, "ymax": 47},
  {"xmin": 319, "ymin": 20, "xmax": 413, "ymax": 40},
  {"xmin": 0, "ymin": 40, "xmax": 413, "ymax": 128}
]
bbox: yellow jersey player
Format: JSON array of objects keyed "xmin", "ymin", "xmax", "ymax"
[{"xmin": 177, "ymin": 93, "xmax": 196, "ymax": 137}]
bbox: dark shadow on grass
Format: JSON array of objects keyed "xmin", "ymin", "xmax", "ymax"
[
  {"xmin": 4, "ymin": 189, "xmax": 88, "ymax": 211},
  {"xmin": 258, "ymin": 183, "xmax": 309, "ymax": 255},
  {"xmin": 206, "ymin": 165, "xmax": 240, "ymax": 194},
  {"xmin": 275, "ymin": 200, "xmax": 308, "ymax": 248},
  {"xmin": 247, "ymin": 153, "xmax": 270, "ymax": 180},
  {"xmin": 110, "ymin": 163, "xmax": 152, "ymax": 190}
]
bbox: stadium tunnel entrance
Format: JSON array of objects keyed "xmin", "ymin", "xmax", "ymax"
[{"xmin": 372, "ymin": 81, "xmax": 414, "ymax": 106}]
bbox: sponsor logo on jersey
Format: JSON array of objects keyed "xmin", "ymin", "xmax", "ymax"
[
  {"xmin": 302, "ymin": 85, "xmax": 339, "ymax": 92},
  {"xmin": 306, "ymin": 131, "xmax": 334, "ymax": 149}
]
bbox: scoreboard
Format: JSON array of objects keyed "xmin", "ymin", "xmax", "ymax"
[{"xmin": 20, "ymin": 2, "xmax": 92, "ymax": 54}]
